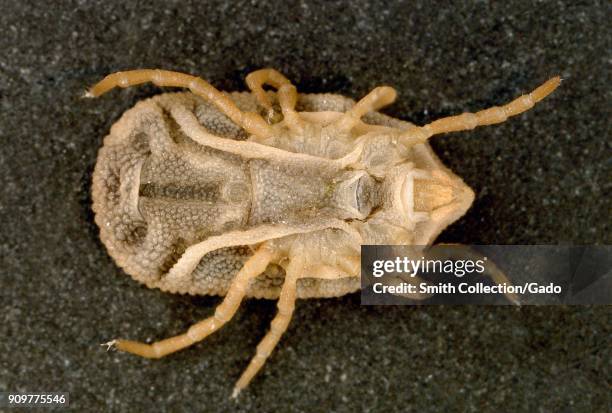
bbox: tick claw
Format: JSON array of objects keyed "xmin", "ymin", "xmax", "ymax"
[
  {"xmin": 101, "ymin": 339, "xmax": 117, "ymax": 352},
  {"xmin": 231, "ymin": 387, "xmax": 241, "ymax": 399}
]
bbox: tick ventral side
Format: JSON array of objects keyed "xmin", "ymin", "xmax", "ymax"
[{"xmin": 88, "ymin": 68, "xmax": 560, "ymax": 396}]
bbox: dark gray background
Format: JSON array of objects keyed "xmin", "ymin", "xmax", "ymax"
[{"xmin": 1, "ymin": 1, "xmax": 610, "ymax": 412}]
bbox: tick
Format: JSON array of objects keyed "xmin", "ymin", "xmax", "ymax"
[{"xmin": 88, "ymin": 68, "xmax": 559, "ymax": 396}]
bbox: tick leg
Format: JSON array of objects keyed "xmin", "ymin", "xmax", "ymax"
[
  {"xmin": 245, "ymin": 68, "xmax": 304, "ymax": 133},
  {"xmin": 401, "ymin": 76, "xmax": 561, "ymax": 143},
  {"xmin": 328, "ymin": 86, "xmax": 397, "ymax": 134},
  {"xmin": 277, "ymin": 84, "xmax": 305, "ymax": 133},
  {"xmin": 432, "ymin": 244, "xmax": 520, "ymax": 305},
  {"xmin": 245, "ymin": 68, "xmax": 292, "ymax": 111},
  {"xmin": 108, "ymin": 244, "xmax": 277, "ymax": 359},
  {"xmin": 86, "ymin": 69, "xmax": 273, "ymax": 138},
  {"xmin": 306, "ymin": 254, "xmax": 360, "ymax": 280},
  {"xmin": 232, "ymin": 257, "xmax": 302, "ymax": 398}
]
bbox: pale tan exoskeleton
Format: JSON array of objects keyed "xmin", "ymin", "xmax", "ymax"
[{"xmin": 87, "ymin": 68, "xmax": 559, "ymax": 397}]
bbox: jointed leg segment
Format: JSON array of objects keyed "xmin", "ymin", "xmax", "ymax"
[
  {"xmin": 245, "ymin": 68, "xmax": 293, "ymax": 111},
  {"xmin": 104, "ymin": 243, "xmax": 305, "ymax": 397},
  {"xmin": 433, "ymin": 244, "xmax": 520, "ymax": 305},
  {"xmin": 330, "ymin": 86, "xmax": 398, "ymax": 134},
  {"xmin": 87, "ymin": 69, "xmax": 274, "ymax": 138},
  {"xmin": 232, "ymin": 257, "xmax": 304, "ymax": 398},
  {"xmin": 246, "ymin": 68, "xmax": 304, "ymax": 132},
  {"xmin": 403, "ymin": 76, "xmax": 561, "ymax": 143},
  {"xmin": 106, "ymin": 244, "xmax": 276, "ymax": 359},
  {"xmin": 276, "ymin": 84, "xmax": 304, "ymax": 133}
]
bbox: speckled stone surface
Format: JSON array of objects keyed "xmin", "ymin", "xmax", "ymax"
[{"xmin": 0, "ymin": 1, "xmax": 610, "ymax": 412}]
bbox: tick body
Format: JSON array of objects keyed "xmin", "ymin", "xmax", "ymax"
[{"xmin": 89, "ymin": 68, "xmax": 559, "ymax": 396}]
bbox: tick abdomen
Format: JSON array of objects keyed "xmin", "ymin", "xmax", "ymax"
[
  {"xmin": 138, "ymin": 145, "xmax": 252, "ymax": 237},
  {"xmin": 137, "ymin": 132, "xmax": 352, "ymax": 230},
  {"xmin": 93, "ymin": 91, "xmax": 380, "ymax": 298}
]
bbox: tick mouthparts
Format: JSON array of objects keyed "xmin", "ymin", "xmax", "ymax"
[{"xmin": 402, "ymin": 169, "xmax": 464, "ymax": 223}]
